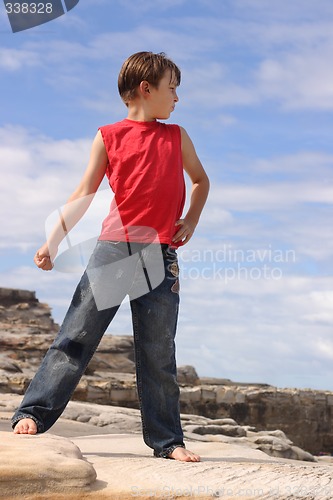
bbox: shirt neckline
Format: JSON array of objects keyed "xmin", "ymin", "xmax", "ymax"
[{"xmin": 123, "ymin": 118, "xmax": 160, "ymax": 127}]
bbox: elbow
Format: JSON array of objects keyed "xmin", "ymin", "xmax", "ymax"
[
  {"xmin": 67, "ymin": 186, "xmax": 97, "ymax": 203},
  {"xmin": 205, "ymin": 173, "xmax": 210, "ymax": 191},
  {"xmin": 199, "ymin": 173, "xmax": 210, "ymax": 194}
]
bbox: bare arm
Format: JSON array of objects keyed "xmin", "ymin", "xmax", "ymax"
[
  {"xmin": 172, "ymin": 127, "xmax": 210, "ymax": 245},
  {"xmin": 35, "ymin": 131, "xmax": 108, "ymax": 270}
]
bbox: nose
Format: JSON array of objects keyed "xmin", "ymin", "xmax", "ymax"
[{"xmin": 174, "ymin": 91, "xmax": 179, "ymax": 102}]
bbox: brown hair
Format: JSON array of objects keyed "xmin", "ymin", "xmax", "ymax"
[{"xmin": 118, "ymin": 51, "xmax": 181, "ymax": 104}]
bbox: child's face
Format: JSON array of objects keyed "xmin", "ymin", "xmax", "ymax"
[{"xmin": 148, "ymin": 70, "xmax": 179, "ymax": 120}]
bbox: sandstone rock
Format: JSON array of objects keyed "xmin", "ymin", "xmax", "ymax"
[
  {"xmin": 187, "ymin": 424, "xmax": 247, "ymax": 437},
  {"xmin": 0, "ymin": 373, "xmax": 31, "ymax": 394},
  {"xmin": 252, "ymin": 435, "xmax": 296, "ymax": 458},
  {"xmin": 1, "ymin": 420, "xmax": 332, "ymax": 500},
  {"xmin": 291, "ymin": 445, "xmax": 317, "ymax": 462},
  {"xmin": 3, "ymin": 287, "xmax": 333, "ymax": 458},
  {"xmin": 256, "ymin": 429, "xmax": 291, "ymax": 442},
  {"xmin": 177, "ymin": 364, "xmax": 200, "ymax": 385},
  {"xmin": 61, "ymin": 400, "xmax": 143, "ymax": 434},
  {"xmin": 72, "ymin": 434, "xmax": 333, "ymax": 500},
  {"xmin": 0, "ymin": 354, "xmax": 22, "ymax": 373},
  {"xmin": 0, "ymin": 289, "xmax": 57, "ymax": 333},
  {"xmin": 180, "ymin": 384, "xmax": 333, "ymax": 456},
  {"xmin": 179, "ymin": 386, "xmax": 202, "ymax": 403},
  {"xmin": 84, "ymin": 335, "xmax": 136, "ymax": 374},
  {"xmin": 60, "ymin": 401, "xmax": 316, "ymax": 462},
  {"xmin": 248, "ymin": 435, "xmax": 316, "ymax": 462},
  {"xmin": 0, "ymin": 287, "xmax": 38, "ymax": 306},
  {"xmin": 207, "ymin": 417, "xmax": 238, "ymax": 426},
  {"xmin": 0, "ymin": 431, "xmax": 96, "ymax": 498},
  {"xmin": 0, "ymin": 393, "xmax": 320, "ymax": 466}
]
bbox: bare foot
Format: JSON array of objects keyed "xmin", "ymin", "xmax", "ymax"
[
  {"xmin": 13, "ymin": 418, "xmax": 37, "ymax": 435},
  {"xmin": 168, "ymin": 447, "xmax": 200, "ymax": 462}
]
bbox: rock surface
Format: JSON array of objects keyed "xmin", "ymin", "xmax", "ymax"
[
  {"xmin": 2, "ymin": 287, "xmax": 333, "ymax": 456},
  {"xmin": 2, "ymin": 394, "xmax": 333, "ymax": 499},
  {"xmin": 0, "ymin": 431, "xmax": 96, "ymax": 499},
  {"xmin": 0, "ymin": 394, "xmax": 317, "ymax": 463},
  {"xmin": 179, "ymin": 384, "xmax": 333, "ymax": 456},
  {"xmin": 1, "ymin": 409, "xmax": 333, "ymax": 499},
  {"xmin": 72, "ymin": 434, "xmax": 333, "ymax": 500}
]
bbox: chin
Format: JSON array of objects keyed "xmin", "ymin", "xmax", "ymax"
[{"xmin": 157, "ymin": 114, "xmax": 171, "ymax": 120}]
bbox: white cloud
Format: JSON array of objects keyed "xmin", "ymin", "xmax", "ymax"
[
  {"xmin": 2, "ymin": 14, "xmax": 332, "ymax": 113},
  {"xmin": 177, "ymin": 273, "xmax": 333, "ymax": 388},
  {"xmin": 120, "ymin": 0, "xmax": 187, "ymax": 11},
  {"xmin": 253, "ymin": 152, "xmax": 333, "ymax": 178},
  {"xmin": 6, "ymin": 258, "xmax": 330, "ymax": 390},
  {"xmin": 209, "ymin": 182, "xmax": 333, "ymax": 211},
  {"xmin": 88, "ymin": 27, "xmax": 215, "ymax": 64},
  {"xmin": 0, "ymin": 125, "xmax": 93, "ymax": 250},
  {"xmin": 183, "ymin": 149, "xmax": 333, "ymax": 272},
  {"xmin": 175, "ymin": 12, "xmax": 333, "ymax": 111},
  {"xmin": 257, "ymin": 48, "xmax": 333, "ymax": 110},
  {"xmin": 181, "ymin": 62, "xmax": 256, "ymax": 108},
  {"xmin": 0, "ymin": 48, "xmax": 41, "ymax": 71},
  {"xmin": 1, "ymin": 0, "xmax": 333, "ymax": 116}
]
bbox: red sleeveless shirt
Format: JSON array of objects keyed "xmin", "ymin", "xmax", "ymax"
[{"xmin": 98, "ymin": 119, "xmax": 185, "ymax": 246}]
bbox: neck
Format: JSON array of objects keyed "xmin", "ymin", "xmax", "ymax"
[{"xmin": 126, "ymin": 103, "xmax": 155, "ymax": 122}]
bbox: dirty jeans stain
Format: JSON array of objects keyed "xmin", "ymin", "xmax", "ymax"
[{"xmin": 11, "ymin": 242, "xmax": 184, "ymax": 456}]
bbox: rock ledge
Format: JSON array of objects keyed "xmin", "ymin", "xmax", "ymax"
[{"xmin": 0, "ymin": 431, "xmax": 96, "ymax": 499}]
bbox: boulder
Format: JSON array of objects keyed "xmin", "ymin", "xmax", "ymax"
[
  {"xmin": 177, "ymin": 364, "xmax": 200, "ymax": 385},
  {"xmin": 0, "ymin": 431, "xmax": 96, "ymax": 498}
]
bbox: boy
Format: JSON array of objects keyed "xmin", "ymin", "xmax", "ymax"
[{"xmin": 11, "ymin": 51, "xmax": 209, "ymax": 462}]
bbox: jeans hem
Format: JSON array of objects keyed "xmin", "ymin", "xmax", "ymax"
[{"xmin": 154, "ymin": 443, "xmax": 185, "ymax": 459}]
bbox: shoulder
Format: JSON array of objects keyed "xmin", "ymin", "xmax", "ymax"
[
  {"xmin": 99, "ymin": 120, "xmax": 127, "ymax": 133},
  {"xmin": 159, "ymin": 122, "xmax": 182, "ymax": 139},
  {"xmin": 169, "ymin": 124, "xmax": 190, "ymax": 142},
  {"xmin": 177, "ymin": 126, "xmax": 194, "ymax": 149},
  {"xmin": 98, "ymin": 120, "xmax": 131, "ymax": 146},
  {"xmin": 178, "ymin": 125, "xmax": 189, "ymax": 138}
]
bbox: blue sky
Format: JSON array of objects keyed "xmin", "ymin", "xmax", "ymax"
[{"xmin": 1, "ymin": 0, "xmax": 333, "ymax": 390}]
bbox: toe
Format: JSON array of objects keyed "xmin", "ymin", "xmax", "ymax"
[
  {"xmin": 168, "ymin": 447, "xmax": 201, "ymax": 462},
  {"xmin": 13, "ymin": 418, "xmax": 37, "ymax": 435}
]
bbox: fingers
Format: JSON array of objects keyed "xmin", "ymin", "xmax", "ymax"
[
  {"xmin": 172, "ymin": 219, "xmax": 194, "ymax": 245},
  {"xmin": 34, "ymin": 252, "xmax": 54, "ymax": 271}
]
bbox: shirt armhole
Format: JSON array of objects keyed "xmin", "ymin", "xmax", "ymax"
[{"xmin": 98, "ymin": 126, "xmax": 111, "ymax": 174}]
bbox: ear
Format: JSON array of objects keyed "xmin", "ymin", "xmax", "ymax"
[{"xmin": 139, "ymin": 80, "xmax": 151, "ymax": 97}]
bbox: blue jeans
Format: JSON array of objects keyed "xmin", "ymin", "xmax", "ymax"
[{"xmin": 11, "ymin": 241, "xmax": 184, "ymax": 457}]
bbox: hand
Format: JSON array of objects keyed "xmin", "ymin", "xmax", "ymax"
[
  {"xmin": 172, "ymin": 218, "xmax": 195, "ymax": 246},
  {"xmin": 34, "ymin": 242, "xmax": 57, "ymax": 271}
]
